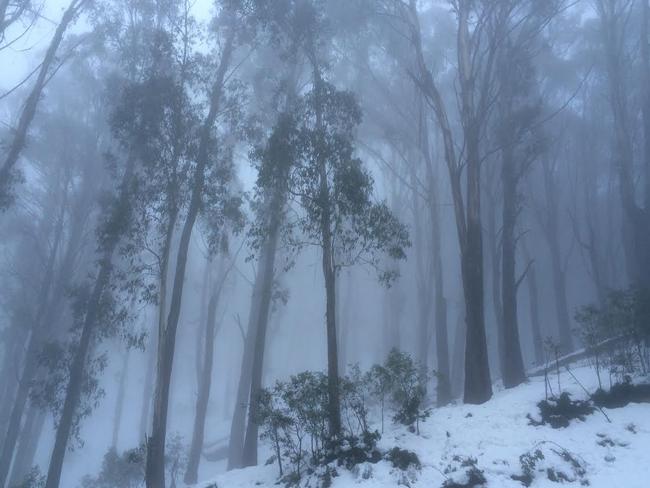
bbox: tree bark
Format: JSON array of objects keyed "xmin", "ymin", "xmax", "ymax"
[
  {"xmin": 184, "ymin": 258, "xmax": 226, "ymax": 484},
  {"xmin": 145, "ymin": 30, "xmax": 234, "ymax": 488},
  {"xmin": 111, "ymin": 349, "xmax": 131, "ymax": 450},
  {"xmin": 522, "ymin": 240, "xmax": 544, "ymax": 365},
  {"xmin": 406, "ymin": 0, "xmax": 492, "ymax": 404},
  {"xmin": 500, "ymin": 146, "xmax": 526, "ymax": 388},
  {"xmin": 242, "ymin": 197, "xmax": 283, "ymax": 467}
]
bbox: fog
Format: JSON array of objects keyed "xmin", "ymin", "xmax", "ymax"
[{"xmin": 1, "ymin": 1, "xmax": 649, "ymax": 487}]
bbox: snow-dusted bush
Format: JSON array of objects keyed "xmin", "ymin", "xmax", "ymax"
[
  {"xmin": 511, "ymin": 442, "xmax": 588, "ymax": 487},
  {"xmin": 256, "ymin": 370, "xmax": 380, "ymax": 484},
  {"xmin": 367, "ymin": 349, "xmax": 431, "ymax": 434},
  {"xmin": 527, "ymin": 392, "xmax": 595, "ymax": 429}
]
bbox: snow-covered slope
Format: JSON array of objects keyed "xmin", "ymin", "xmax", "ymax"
[{"xmin": 198, "ymin": 366, "xmax": 650, "ymax": 488}]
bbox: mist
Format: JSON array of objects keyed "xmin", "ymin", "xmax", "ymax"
[{"xmin": 1, "ymin": 1, "xmax": 649, "ymax": 487}]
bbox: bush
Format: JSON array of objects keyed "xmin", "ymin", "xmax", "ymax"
[
  {"xmin": 527, "ymin": 392, "xmax": 594, "ymax": 429},
  {"xmin": 591, "ymin": 377, "xmax": 650, "ymax": 409},
  {"xmin": 256, "ymin": 370, "xmax": 379, "ymax": 484},
  {"xmin": 80, "ymin": 436, "xmax": 186, "ymax": 488},
  {"xmin": 511, "ymin": 443, "xmax": 588, "ymax": 487},
  {"xmin": 442, "ymin": 456, "xmax": 486, "ymax": 488},
  {"xmin": 80, "ymin": 446, "xmax": 145, "ymax": 488},
  {"xmin": 368, "ymin": 349, "xmax": 431, "ymax": 434},
  {"xmin": 385, "ymin": 447, "xmax": 421, "ymax": 471},
  {"xmin": 10, "ymin": 467, "xmax": 45, "ymax": 488},
  {"xmin": 576, "ymin": 286, "xmax": 650, "ymax": 381}
]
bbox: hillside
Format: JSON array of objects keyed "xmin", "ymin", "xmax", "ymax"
[{"xmin": 199, "ymin": 366, "xmax": 650, "ymax": 488}]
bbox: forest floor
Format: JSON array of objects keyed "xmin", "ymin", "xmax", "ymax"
[{"xmin": 198, "ymin": 365, "xmax": 650, "ymax": 488}]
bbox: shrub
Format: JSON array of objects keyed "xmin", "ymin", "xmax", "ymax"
[
  {"xmin": 10, "ymin": 467, "xmax": 45, "ymax": 488},
  {"xmin": 370, "ymin": 349, "xmax": 431, "ymax": 434},
  {"xmin": 385, "ymin": 447, "xmax": 421, "ymax": 471},
  {"xmin": 442, "ymin": 456, "xmax": 486, "ymax": 488},
  {"xmin": 576, "ymin": 286, "xmax": 650, "ymax": 380},
  {"xmin": 591, "ymin": 377, "xmax": 650, "ymax": 409},
  {"xmin": 527, "ymin": 392, "xmax": 594, "ymax": 429},
  {"xmin": 256, "ymin": 370, "xmax": 379, "ymax": 484},
  {"xmin": 80, "ymin": 446, "xmax": 145, "ymax": 488}
]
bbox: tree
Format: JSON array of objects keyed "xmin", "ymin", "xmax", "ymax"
[
  {"xmin": 0, "ymin": 0, "xmax": 89, "ymax": 209},
  {"xmin": 145, "ymin": 8, "xmax": 242, "ymax": 486},
  {"xmin": 594, "ymin": 0, "xmax": 650, "ymax": 289},
  {"xmin": 277, "ymin": 80, "xmax": 409, "ymax": 439}
]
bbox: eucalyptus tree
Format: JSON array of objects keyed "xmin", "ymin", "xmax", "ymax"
[
  {"xmin": 276, "ymin": 81, "xmax": 409, "ymax": 439},
  {"xmin": 0, "ymin": 59, "xmax": 108, "ymax": 488},
  {"xmin": 0, "ymin": 0, "xmax": 90, "ymax": 209},
  {"xmin": 373, "ymin": 0, "xmax": 504, "ymax": 404},
  {"xmin": 593, "ymin": 0, "xmax": 650, "ymax": 289},
  {"xmin": 144, "ymin": 4, "xmax": 247, "ymax": 485}
]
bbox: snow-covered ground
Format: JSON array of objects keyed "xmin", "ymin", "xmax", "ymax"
[{"xmin": 198, "ymin": 366, "xmax": 650, "ymax": 487}]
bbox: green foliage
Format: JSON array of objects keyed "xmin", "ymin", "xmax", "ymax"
[
  {"xmin": 10, "ymin": 467, "xmax": 45, "ymax": 488},
  {"xmin": 385, "ymin": 447, "xmax": 421, "ymax": 471},
  {"xmin": 256, "ymin": 370, "xmax": 379, "ymax": 483},
  {"xmin": 268, "ymin": 81, "xmax": 409, "ymax": 281},
  {"xmin": 527, "ymin": 392, "xmax": 595, "ymax": 429},
  {"xmin": 369, "ymin": 349, "xmax": 431, "ymax": 434},
  {"xmin": 576, "ymin": 286, "xmax": 650, "ymax": 377},
  {"xmin": 80, "ymin": 446, "xmax": 145, "ymax": 488}
]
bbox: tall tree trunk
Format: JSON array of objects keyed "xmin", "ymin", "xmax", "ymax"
[
  {"xmin": 145, "ymin": 31, "xmax": 234, "ymax": 488},
  {"xmin": 242, "ymin": 199, "xmax": 283, "ymax": 467},
  {"xmin": 406, "ymin": 0, "xmax": 492, "ymax": 404},
  {"xmin": 461, "ymin": 125, "xmax": 492, "ymax": 404},
  {"xmin": 226, "ymin": 298, "xmax": 257, "ymax": 470},
  {"xmin": 185, "ymin": 258, "xmax": 226, "ymax": 484},
  {"xmin": 44, "ymin": 155, "xmax": 136, "ymax": 488},
  {"xmin": 598, "ymin": 1, "xmax": 650, "ymax": 288},
  {"xmin": 0, "ymin": 0, "xmax": 86, "ymax": 208},
  {"xmin": 450, "ymin": 298, "xmax": 466, "ymax": 399},
  {"xmin": 485, "ymin": 175, "xmax": 506, "ymax": 375},
  {"xmin": 522, "ymin": 240, "xmax": 544, "ymax": 365},
  {"xmin": 500, "ymin": 147, "xmax": 526, "ymax": 388},
  {"xmin": 139, "ymin": 331, "xmax": 156, "ymax": 441},
  {"xmin": 111, "ymin": 349, "xmax": 131, "ymax": 450}
]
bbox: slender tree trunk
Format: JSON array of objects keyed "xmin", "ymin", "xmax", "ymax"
[
  {"xmin": 522, "ymin": 241, "xmax": 544, "ymax": 365},
  {"xmin": 185, "ymin": 259, "xmax": 225, "ymax": 484},
  {"xmin": 500, "ymin": 148, "xmax": 526, "ymax": 388},
  {"xmin": 139, "ymin": 331, "xmax": 156, "ymax": 441},
  {"xmin": 485, "ymin": 180, "xmax": 505, "ymax": 379},
  {"xmin": 226, "ymin": 299, "xmax": 257, "ymax": 469},
  {"xmin": 242, "ymin": 202, "xmax": 283, "ymax": 467},
  {"xmin": 111, "ymin": 349, "xmax": 131, "ymax": 450},
  {"xmin": 44, "ymin": 251, "xmax": 115, "ymax": 488},
  {"xmin": 0, "ymin": 0, "xmax": 86, "ymax": 208},
  {"xmin": 145, "ymin": 31, "xmax": 234, "ymax": 488},
  {"xmin": 450, "ymin": 299, "xmax": 466, "ymax": 400},
  {"xmin": 407, "ymin": 0, "xmax": 492, "ymax": 404},
  {"xmin": 547, "ymin": 225, "xmax": 573, "ymax": 353},
  {"xmin": 44, "ymin": 155, "xmax": 136, "ymax": 488}
]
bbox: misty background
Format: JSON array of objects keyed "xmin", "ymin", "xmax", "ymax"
[{"xmin": 1, "ymin": 0, "xmax": 648, "ymax": 487}]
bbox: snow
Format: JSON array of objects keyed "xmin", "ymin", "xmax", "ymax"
[{"xmin": 197, "ymin": 366, "xmax": 650, "ymax": 488}]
